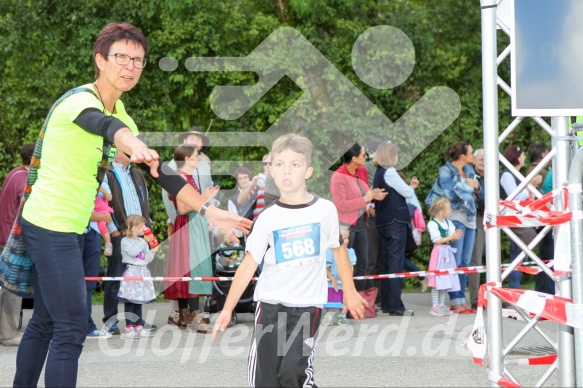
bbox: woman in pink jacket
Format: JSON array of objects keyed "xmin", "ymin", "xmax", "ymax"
[{"xmin": 330, "ymin": 143, "xmax": 386, "ymax": 290}]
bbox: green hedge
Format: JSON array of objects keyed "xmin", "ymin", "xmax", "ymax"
[{"xmin": 1, "ymin": 0, "xmax": 550, "ymax": 270}]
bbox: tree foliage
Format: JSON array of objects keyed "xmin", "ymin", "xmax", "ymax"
[{"xmin": 0, "ymin": 0, "xmax": 549, "ymax": 267}]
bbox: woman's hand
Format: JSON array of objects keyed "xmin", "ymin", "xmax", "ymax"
[
  {"xmin": 114, "ymin": 128, "xmax": 160, "ymax": 177},
  {"xmin": 532, "ymin": 174, "xmax": 543, "ymax": 186},
  {"xmin": 410, "ymin": 176, "xmax": 419, "ymax": 189},
  {"xmin": 135, "ymin": 152, "xmax": 161, "ymax": 178},
  {"xmin": 372, "ymin": 188, "xmax": 387, "ymax": 201},
  {"xmin": 465, "ymin": 178, "xmax": 479, "ymax": 190},
  {"xmin": 364, "ymin": 190, "xmax": 374, "ymax": 203},
  {"xmin": 205, "ymin": 206, "xmax": 253, "ymax": 243},
  {"xmin": 202, "ymin": 186, "xmax": 220, "ymax": 202}
]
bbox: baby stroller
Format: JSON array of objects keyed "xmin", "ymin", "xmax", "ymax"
[{"xmin": 204, "ymin": 246, "xmax": 257, "ymax": 326}]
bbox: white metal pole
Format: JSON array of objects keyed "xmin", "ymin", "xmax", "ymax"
[
  {"xmin": 551, "ymin": 117, "xmax": 575, "ymax": 386},
  {"xmin": 481, "ymin": 0, "xmax": 503, "ymax": 385},
  {"xmin": 567, "ymin": 146, "xmax": 583, "ymax": 387}
]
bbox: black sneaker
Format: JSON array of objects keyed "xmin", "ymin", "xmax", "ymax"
[{"xmin": 386, "ymin": 310, "xmax": 414, "ymax": 316}]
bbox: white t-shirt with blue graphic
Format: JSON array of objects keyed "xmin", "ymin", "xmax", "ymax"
[{"xmin": 246, "ymin": 195, "xmax": 340, "ymax": 307}]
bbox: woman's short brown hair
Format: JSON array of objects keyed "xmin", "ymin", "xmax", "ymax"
[
  {"xmin": 503, "ymin": 145, "xmax": 524, "ymax": 167},
  {"xmin": 373, "ymin": 143, "xmax": 398, "ymax": 168},
  {"xmin": 235, "ymin": 167, "xmax": 253, "ymax": 181},
  {"xmin": 93, "ymin": 22, "xmax": 147, "ymax": 79}
]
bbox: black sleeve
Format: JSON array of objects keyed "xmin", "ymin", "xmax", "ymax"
[
  {"xmin": 136, "ymin": 160, "xmax": 188, "ymax": 197},
  {"xmin": 73, "ymin": 108, "xmax": 127, "ymax": 144}
]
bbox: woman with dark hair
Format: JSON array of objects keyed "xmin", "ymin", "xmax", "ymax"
[
  {"xmin": 330, "ymin": 143, "xmax": 386, "ymax": 291},
  {"xmin": 8, "ymin": 22, "xmax": 250, "ymax": 387},
  {"xmin": 165, "ymin": 145, "xmax": 215, "ymax": 332},
  {"xmin": 436, "ymin": 141, "xmax": 480, "ymax": 313},
  {"xmin": 373, "ymin": 143, "xmax": 418, "ymax": 315},
  {"xmin": 500, "ymin": 145, "xmax": 542, "ymax": 289}
]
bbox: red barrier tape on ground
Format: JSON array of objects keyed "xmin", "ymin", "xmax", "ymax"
[
  {"xmin": 495, "ymin": 376, "xmax": 522, "ymax": 388},
  {"xmin": 467, "ymin": 283, "xmax": 582, "ymax": 372},
  {"xmin": 505, "ymin": 354, "xmax": 557, "ymax": 366}
]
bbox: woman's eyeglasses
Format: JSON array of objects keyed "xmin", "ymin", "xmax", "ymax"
[{"xmin": 107, "ymin": 53, "xmax": 147, "ymax": 69}]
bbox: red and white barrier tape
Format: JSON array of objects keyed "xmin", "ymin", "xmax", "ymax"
[
  {"xmin": 485, "ymin": 186, "xmax": 572, "ymax": 228},
  {"xmin": 488, "ymin": 371, "xmax": 522, "ymax": 388},
  {"xmin": 466, "ymin": 282, "xmax": 583, "ymax": 369},
  {"xmin": 485, "ymin": 355, "xmax": 558, "ymax": 388},
  {"xmin": 85, "ymin": 261, "xmax": 559, "ymax": 282},
  {"xmin": 504, "ymin": 354, "xmax": 557, "ymax": 366}
]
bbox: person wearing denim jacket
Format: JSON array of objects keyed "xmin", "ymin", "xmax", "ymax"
[{"xmin": 437, "ymin": 142, "xmax": 481, "ymax": 313}]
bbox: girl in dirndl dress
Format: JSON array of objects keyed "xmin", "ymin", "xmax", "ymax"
[
  {"xmin": 427, "ymin": 197, "xmax": 463, "ymax": 317},
  {"xmin": 118, "ymin": 215, "xmax": 158, "ymax": 338}
]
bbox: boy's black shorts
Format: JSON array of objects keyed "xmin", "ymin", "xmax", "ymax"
[{"xmin": 248, "ymin": 302, "xmax": 322, "ymax": 387}]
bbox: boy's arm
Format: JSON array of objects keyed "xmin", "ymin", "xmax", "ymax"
[
  {"xmin": 212, "ymin": 252, "xmax": 259, "ymax": 340},
  {"xmin": 332, "ymin": 246, "xmax": 367, "ymax": 320}
]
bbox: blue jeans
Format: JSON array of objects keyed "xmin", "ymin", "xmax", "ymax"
[
  {"xmin": 14, "ymin": 219, "xmax": 87, "ymax": 388},
  {"xmin": 404, "ymin": 258, "xmax": 425, "ymax": 280},
  {"xmin": 83, "ymin": 229, "xmax": 102, "ymax": 333},
  {"xmin": 377, "ymin": 222, "xmax": 407, "ymax": 313},
  {"xmin": 448, "ymin": 221, "xmax": 476, "ymax": 306}
]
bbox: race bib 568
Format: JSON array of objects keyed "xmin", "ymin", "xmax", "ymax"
[{"xmin": 273, "ymin": 223, "xmax": 321, "ymax": 269}]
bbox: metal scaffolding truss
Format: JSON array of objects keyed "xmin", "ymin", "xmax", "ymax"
[{"xmin": 480, "ymin": 0, "xmax": 576, "ymax": 386}]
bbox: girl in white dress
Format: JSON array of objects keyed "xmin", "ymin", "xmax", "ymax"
[
  {"xmin": 427, "ymin": 197, "xmax": 462, "ymax": 317},
  {"xmin": 118, "ymin": 215, "xmax": 158, "ymax": 338}
]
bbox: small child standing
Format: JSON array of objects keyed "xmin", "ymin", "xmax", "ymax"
[
  {"xmin": 118, "ymin": 215, "xmax": 158, "ymax": 338},
  {"xmin": 322, "ymin": 226, "xmax": 356, "ymax": 326},
  {"xmin": 427, "ymin": 197, "xmax": 462, "ymax": 317},
  {"xmin": 93, "ymin": 183, "xmax": 114, "ymax": 256}
]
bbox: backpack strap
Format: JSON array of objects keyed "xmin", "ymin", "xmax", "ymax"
[{"xmin": 26, "ymin": 87, "xmax": 98, "ymax": 201}]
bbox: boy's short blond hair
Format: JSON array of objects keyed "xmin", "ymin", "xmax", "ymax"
[{"xmin": 271, "ymin": 134, "xmax": 312, "ymax": 166}]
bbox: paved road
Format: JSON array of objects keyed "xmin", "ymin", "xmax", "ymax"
[{"xmin": 0, "ymin": 292, "xmax": 560, "ymax": 387}]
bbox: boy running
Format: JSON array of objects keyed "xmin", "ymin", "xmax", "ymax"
[{"xmin": 213, "ymin": 134, "xmax": 367, "ymax": 387}]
